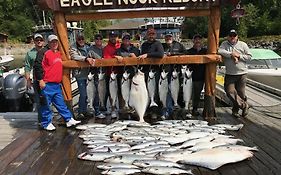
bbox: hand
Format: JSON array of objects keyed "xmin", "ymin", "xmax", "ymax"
[
  {"xmin": 86, "ymin": 57, "xmax": 95, "ymax": 66},
  {"xmin": 129, "ymin": 53, "xmax": 136, "ymax": 58},
  {"xmin": 26, "ymin": 79, "xmax": 32, "ymax": 89},
  {"xmin": 138, "ymin": 54, "xmax": 147, "ymax": 60},
  {"xmin": 115, "ymin": 56, "xmax": 124, "ymax": 63},
  {"xmin": 39, "ymin": 80, "xmax": 45, "ymax": 90},
  {"xmin": 231, "ymin": 50, "xmax": 240, "ymax": 59}
]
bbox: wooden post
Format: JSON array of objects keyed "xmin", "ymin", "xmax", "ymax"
[
  {"xmin": 204, "ymin": 6, "xmax": 221, "ymax": 121},
  {"xmin": 53, "ymin": 12, "xmax": 73, "ymax": 110}
]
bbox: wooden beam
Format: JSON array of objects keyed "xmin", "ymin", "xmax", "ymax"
[
  {"xmin": 204, "ymin": 6, "xmax": 221, "ymax": 120},
  {"xmin": 54, "ymin": 12, "xmax": 72, "ymax": 102},
  {"xmin": 65, "ymin": 9, "xmax": 210, "ymax": 21},
  {"xmin": 62, "ymin": 55, "xmax": 222, "ymax": 69}
]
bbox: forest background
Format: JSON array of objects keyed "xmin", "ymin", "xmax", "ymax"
[{"xmin": 0, "ymin": 0, "xmax": 281, "ymax": 42}]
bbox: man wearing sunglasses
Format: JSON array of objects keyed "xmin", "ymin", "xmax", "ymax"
[
  {"xmin": 24, "ymin": 33, "xmax": 45, "ymax": 122},
  {"xmin": 218, "ymin": 29, "xmax": 252, "ymax": 118},
  {"xmin": 70, "ymin": 34, "xmax": 94, "ymax": 120}
]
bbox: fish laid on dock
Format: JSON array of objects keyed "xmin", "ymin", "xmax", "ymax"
[
  {"xmin": 77, "ymin": 119, "xmax": 257, "ymax": 171},
  {"xmin": 178, "ymin": 147, "xmax": 254, "ymax": 170}
]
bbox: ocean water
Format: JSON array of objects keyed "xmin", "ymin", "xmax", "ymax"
[{"xmin": 9, "ymin": 55, "xmax": 25, "ymax": 70}]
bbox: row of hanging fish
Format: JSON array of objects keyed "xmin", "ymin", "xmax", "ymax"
[
  {"xmin": 76, "ymin": 120, "xmax": 257, "ymax": 174},
  {"xmin": 87, "ymin": 65, "xmax": 193, "ymax": 122}
]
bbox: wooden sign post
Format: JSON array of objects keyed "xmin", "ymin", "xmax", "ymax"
[{"xmin": 37, "ymin": 0, "xmax": 226, "ymax": 120}]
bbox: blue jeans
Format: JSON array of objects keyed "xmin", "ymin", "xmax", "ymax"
[
  {"xmin": 40, "ymin": 83, "xmax": 72, "ymax": 128},
  {"xmin": 77, "ymin": 79, "xmax": 88, "ymax": 114},
  {"xmin": 162, "ymin": 90, "xmax": 173, "ymax": 117}
]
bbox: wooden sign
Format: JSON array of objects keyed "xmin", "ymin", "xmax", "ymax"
[{"xmin": 38, "ymin": 0, "xmax": 219, "ymax": 12}]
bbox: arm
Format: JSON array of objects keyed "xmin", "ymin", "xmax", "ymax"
[
  {"xmin": 218, "ymin": 42, "xmax": 232, "ymax": 59},
  {"xmin": 24, "ymin": 52, "xmax": 32, "ymax": 88},
  {"xmin": 70, "ymin": 46, "xmax": 87, "ymax": 61},
  {"xmin": 34, "ymin": 48, "xmax": 47, "ymax": 81},
  {"xmin": 238, "ymin": 43, "xmax": 252, "ymax": 61}
]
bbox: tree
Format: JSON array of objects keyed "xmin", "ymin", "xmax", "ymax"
[{"xmin": 0, "ymin": 0, "xmax": 39, "ymax": 41}]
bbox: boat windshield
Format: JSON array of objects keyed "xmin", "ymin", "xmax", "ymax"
[{"xmin": 248, "ymin": 58, "xmax": 281, "ymax": 69}]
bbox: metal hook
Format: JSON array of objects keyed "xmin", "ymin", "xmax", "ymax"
[{"xmin": 236, "ymin": 18, "xmax": 240, "ymax": 25}]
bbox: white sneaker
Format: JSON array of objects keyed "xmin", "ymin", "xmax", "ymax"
[
  {"xmin": 96, "ymin": 113, "xmax": 106, "ymax": 119},
  {"xmin": 45, "ymin": 123, "xmax": 56, "ymax": 131},
  {"xmin": 66, "ymin": 118, "xmax": 81, "ymax": 127},
  {"xmin": 111, "ymin": 112, "xmax": 117, "ymax": 118}
]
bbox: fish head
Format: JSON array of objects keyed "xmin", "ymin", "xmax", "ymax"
[
  {"xmin": 110, "ymin": 72, "xmax": 117, "ymax": 80},
  {"xmin": 132, "ymin": 71, "xmax": 145, "ymax": 85},
  {"xmin": 172, "ymin": 70, "xmax": 179, "ymax": 79},
  {"xmin": 148, "ymin": 70, "xmax": 155, "ymax": 79},
  {"xmin": 98, "ymin": 72, "xmax": 105, "ymax": 80},
  {"xmin": 181, "ymin": 65, "xmax": 187, "ymax": 74},
  {"xmin": 87, "ymin": 73, "xmax": 93, "ymax": 81},
  {"xmin": 137, "ymin": 69, "xmax": 145, "ymax": 76},
  {"xmin": 122, "ymin": 71, "xmax": 130, "ymax": 79},
  {"xmin": 160, "ymin": 70, "xmax": 168, "ymax": 79},
  {"xmin": 185, "ymin": 69, "xmax": 192, "ymax": 79}
]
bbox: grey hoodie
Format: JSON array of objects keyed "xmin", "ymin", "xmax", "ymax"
[
  {"xmin": 218, "ymin": 40, "xmax": 252, "ymax": 75},
  {"xmin": 70, "ymin": 43, "xmax": 90, "ymax": 80}
]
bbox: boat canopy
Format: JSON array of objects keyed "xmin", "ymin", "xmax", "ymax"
[{"xmin": 250, "ymin": 49, "xmax": 281, "ymax": 60}]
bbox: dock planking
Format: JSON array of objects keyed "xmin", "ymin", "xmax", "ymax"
[{"xmin": 0, "ymin": 105, "xmax": 281, "ymax": 175}]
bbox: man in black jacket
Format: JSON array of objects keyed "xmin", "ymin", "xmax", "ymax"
[
  {"xmin": 138, "ymin": 28, "xmax": 164, "ymax": 60},
  {"xmin": 187, "ymin": 34, "xmax": 207, "ymax": 116},
  {"xmin": 138, "ymin": 28, "xmax": 165, "ymax": 120}
]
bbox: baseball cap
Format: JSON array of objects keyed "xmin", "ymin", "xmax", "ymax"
[
  {"xmin": 94, "ymin": 33, "xmax": 103, "ymax": 40},
  {"xmin": 147, "ymin": 28, "xmax": 156, "ymax": 35},
  {"xmin": 229, "ymin": 29, "xmax": 238, "ymax": 36},
  {"xmin": 34, "ymin": 33, "xmax": 43, "ymax": 39},
  {"xmin": 193, "ymin": 34, "xmax": 202, "ymax": 40},
  {"xmin": 165, "ymin": 31, "xmax": 173, "ymax": 37},
  {"xmin": 109, "ymin": 31, "xmax": 118, "ymax": 37},
  {"xmin": 48, "ymin": 34, "xmax": 58, "ymax": 42},
  {"xmin": 122, "ymin": 33, "xmax": 131, "ymax": 40}
]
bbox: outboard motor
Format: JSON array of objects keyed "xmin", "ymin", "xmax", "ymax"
[{"xmin": 3, "ymin": 73, "xmax": 30, "ymax": 112}]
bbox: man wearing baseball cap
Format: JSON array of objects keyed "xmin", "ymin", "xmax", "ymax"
[
  {"xmin": 187, "ymin": 34, "xmax": 207, "ymax": 117},
  {"xmin": 24, "ymin": 33, "xmax": 45, "ymax": 123},
  {"xmin": 103, "ymin": 31, "xmax": 121, "ymax": 119},
  {"xmin": 70, "ymin": 33, "xmax": 95, "ymax": 119},
  {"xmin": 218, "ymin": 29, "xmax": 252, "ymax": 118},
  {"xmin": 87, "ymin": 33, "xmax": 106, "ymax": 119},
  {"xmin": 34, "ymin": 34, "xmax": 81, "ymax": 130}
]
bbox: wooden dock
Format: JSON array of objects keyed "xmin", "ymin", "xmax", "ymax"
[{"xmin": 1, "ymin": 104, "xmax": 281, "ymax": 175}]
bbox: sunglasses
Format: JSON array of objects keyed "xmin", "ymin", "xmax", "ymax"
[
  {"xmin": 95, "ymin": 38, "xmax": 102, "ymax": 40},
  {"xmin": 35, "ymin": 39, "xmax": 44, "ymax": 42},
  {"xmin": 77, "ymin": 38, "xmax": 84, "ymax": 41},
  {"xmin": 229, "ymin": 34, "xmax": 237, "ymax": 37}
]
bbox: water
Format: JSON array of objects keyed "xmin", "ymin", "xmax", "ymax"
[{"xmin": 9, "ymin": 55, "xmax": 25, "ymax": 70}]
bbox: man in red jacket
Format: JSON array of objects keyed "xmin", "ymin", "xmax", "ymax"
[
  {"xmin": 103, "ymin": 31, "xmax": 121, "ymax": 118},
  {"xmin": 36, "ymin": 34, "xmax": 81, "ymax": 131}
]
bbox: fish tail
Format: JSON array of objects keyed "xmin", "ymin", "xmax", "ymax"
[{"xmin": 150, "ymin": 101, "xmax": 158, "ymax": 107}]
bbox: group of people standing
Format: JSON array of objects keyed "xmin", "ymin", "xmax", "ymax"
[
  {"xmin": 70, "ymin": 28, "xmax": 208, "ymax": 121},
  {"xmin": 24, "ymin": 27, "xmax": 251, "ymax": 131}
]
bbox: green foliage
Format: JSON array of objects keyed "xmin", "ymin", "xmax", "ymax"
[
  {"xmin": 0, "ymin": 0, "xmax": 38, "ymax": 41},
  {"xmin": 182, "ymin": 17, "xmax": 208, "ymax": 39},
  {"xmin": 82, "ymin": 20, "xmax": 110, "ymax": 42},
  {"xmin": 182, "ymin": 1, "xmax": 281, "ymax": 38}
]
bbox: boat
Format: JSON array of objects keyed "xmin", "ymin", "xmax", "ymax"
[
  {"xmin": 0, "ymin": 55, "xmax": 14, "ymax": 67},
  {"xmin": 216, "ymin": 48, "xmax": 281, "ymax": 98},
  {"xmin": 246, "ymin": 49, "xmax": 281, "ymax": 90}
]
